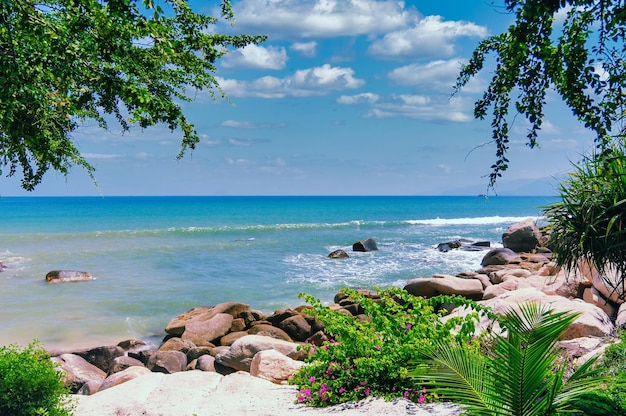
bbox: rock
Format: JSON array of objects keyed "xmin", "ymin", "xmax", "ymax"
[
  {"xmin": 481, "ymin": 288, "xmax": 614, "ymax": 340},
  {"xmin": 616, "ymin": 303, "xmax": 626, "ymax": 329},
  {"xmin": 583, "ymin": 287, "xmax": 618, "ymax": 319},
  {"xmin": 144, "ymin": 350, "xmax": 187, "ymax": 374},
  {"xmin": 185, "ymin": 346, "xmax": 214, "ymax": 362},
  {"xmin": 220, "ymin": 331, "xmax": 248, "ymax": 346},
  {"xmin": 352, "ymin": 238, "xmax": 378, "ymax": 252},
  {"xmin": 72, "ymin": 345, "xmax": 125, "ymax": 374},
  {"xmin": 249, "ymin": 349, "xmax": 305, "ymax": 384},
  {"xmin": 328, "ymin": 249, "xmax": 349, "ymax": 258},
  {"xmin": 437, "ymin": 240, "xmax": 461, "ymax": 252},
  {"xmin": 181, "ymin": 313, "xmax": 233, "ymax": 346},
  {"xmin": 578, "ymin": 259, "xmax": 625, "ymax": 304},
  {"xmin": 159, "ymin": 337, "xmax": 195, "ymax": 353},
  {"xmin": 51, "ymin": 353, "xmax": 106, "ymax": 393},
  {"xmin": 502, "ymin": 219, "xmax": 541, "ymax": 252},
  {"xmin": 99, "ymin": 366, "xmax": 151, "ymax": 392},
  {"xmin": 108, "ymin": 356, "xmax": 145, "ymax": 374},
  {"xmin": 195, "ymin": 354, "xmax": 216, "ymax": 372},
  {"xmin": 247, "ymin": 323, "xmax": 292, "ymax": 342},
  {"xmin": 45, "ymin": 270, "xmax": 93, "ymax": 283},
  {"xmin": 215, "ymin": 335, "xmax": 302, "ymax": 372},
  {"xmin": 481, "ymin": 248, "xmax": 518, "ymax": 266},
  {"xmin": 278, "ymin": 314, "xmax": 311, "ymax": 342},
  {"xmin": 230, "ymin": 317, "xmax": 246, "ymax": 332},
  {"xmin": 404, "ymin": 275, "xmax": 484, "ymax": 300},
  {"xmin": 165, "ymin": 302, "xmax": 250, "ymax": 336}
]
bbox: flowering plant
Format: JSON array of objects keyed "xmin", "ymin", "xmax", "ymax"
[{"xmin": 290, "ymin": 287, "xmax": 491, "ymax": 406}]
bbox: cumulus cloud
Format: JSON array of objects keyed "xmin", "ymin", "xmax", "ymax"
[
  {"xmin": 369, "ymin": 15, "xmax": 488, "ymax": 59},
  {"xmin": 290, "ymin": 41, "xmax": 317, "ymax": 57},
  {"xmin": 231, "ymin": 0, "xmax": 412, "ymax": 38},
  {"xmin": 221, "ymin": 44, "xmax": 287, "ymax": 70},
  {"xmin": 336, "ymin": 93, "xmax": 380, "ymax": 104},
  {"xmin": 217, "ymin": 64, "xmax": 365, "ymax": 98}
]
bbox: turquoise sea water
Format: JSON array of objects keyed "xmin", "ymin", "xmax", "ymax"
[{"xmin": 0, "ymin": 196, "xmax": 556, "ymax": 349}]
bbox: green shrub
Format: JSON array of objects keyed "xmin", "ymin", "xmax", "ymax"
[
  {"xmin": 0, "ymin": 341, "xmax": 73, "ymax": 416},
  {"xmin": 564, "ymin": 331, "xmax": 626, "ymax": 415},
  {"xmin": 289, "ymin": 287, "xmax": 490, "ymax": 407}
]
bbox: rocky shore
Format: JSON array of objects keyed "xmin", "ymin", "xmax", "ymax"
[{"xmin": 40, "ymin": 219, "xmax": 623, "ymax": 415}]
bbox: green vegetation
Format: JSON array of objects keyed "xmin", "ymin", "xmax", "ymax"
[
  {"xmin": 411, "ymin": 302, "xmax": 603, "ymax": 415},
  {"xmin": 544, "ymin": 145, "xmax": 626, "ymax": 301},
  {"xmin": 0, "ymin": 0, "xmax": 265, "ymax": 190},
  {"xmin": 289, "ymin": 287, "xmax": 493, "ymax": 407},
  {"xmin": 457, "ymin": 0, "xmax": 626, "ymax": 186},
  {"xmin": 0, "ymin": 341, "xmax": 73, "ymax": 416},
  {"xmin": 563, "ymin": 330, "xmax": 626, "ymax": 415}
]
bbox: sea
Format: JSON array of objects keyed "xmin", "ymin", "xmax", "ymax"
[{"xmin": 0, "ymin": 195, "xmax": 557, "ymax": 349}]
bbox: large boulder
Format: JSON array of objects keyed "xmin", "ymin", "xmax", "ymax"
[
  {"xmin": 481, "ymin": 288, "xmax": 614, "ymax": 340},
  {"xmin": 481, "ymin": 248, "xmax": 518, "ymax": 266},
  {"xmin": 99, "ymin": 366, "xmax": 151, "ymax": 392},
  {"xmin": 249, "ymin": 349, "xmax": 305, "ymax": 384},
  {"xmin": 45, "ymin": 270, "xmax": 93, "ymax": 283},
  {"xmin": 51, "ymin": 353, "xmax": 106, "ymax": 393},
  {"xmin": 181, "ymin": 313, "xmax": 233, "ymax": 346},
  {"xmin": 247, "ymin": 324, "xmax": 292, "ymax": 341},
  {"xmin": 502, "ymin": 219, "xmax": 541, "ymax": 252},
  {"xmin": 352, "ymin": 238, "xmax": 378, "ymax": 252},
  {"xmin": 143, "ymin": 350, "xmax": 187, "ymax": 374},
  {"xmin": 72, "ymin": 345, "xmax": 125, "ymax": 374},
  {"xmin": 577, "ymin": 259, "xmax": 625, "ymax": 304},
  {"xmin": 215, "ymin": 335, "xmax": 302, "ymax": 372},
  {"xmin": 278, "ymin": 314, "xmax": 311, "ymax": 342},
  {"xmin": 404, "ymin": 275, "xmax": 484, "ymax": 300},
  {"xmin": 165, "ymin": 302, "xmax": 250, "ymax": 336}
]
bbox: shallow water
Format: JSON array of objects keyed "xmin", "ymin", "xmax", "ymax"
[{"xmin": 0, "ymin": 195, "xmax": 556, "ymax": 348}]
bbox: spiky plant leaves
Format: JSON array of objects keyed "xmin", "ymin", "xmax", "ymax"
[
  {"xmin": 545, "ymin": 145, "xmax": 626, "ymax": 301},
  {"xmin": 411, "ymin": 302, "xmax": 604, "ymax": 416}
]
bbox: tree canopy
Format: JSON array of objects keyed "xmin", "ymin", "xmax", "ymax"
[
  {"xmin": 0, "ymin": 0, "xmax": 266, "ymax": 190},
  {"xmin": 457, "ymin": 0, "xmax": 626, "ymax": 187}
]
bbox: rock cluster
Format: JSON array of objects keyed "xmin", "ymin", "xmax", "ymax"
[
  {"xmin": 47, "ymin": 219, "xmax": 624, "ymax": 402},
  {"xmin": 48, "ymin": 295, "xmax": 377, "ymax": 395}
]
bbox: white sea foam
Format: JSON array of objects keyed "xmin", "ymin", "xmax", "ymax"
[{"xmin": 406, "ymin": 215, "xmax": 540, "ymax": 226}]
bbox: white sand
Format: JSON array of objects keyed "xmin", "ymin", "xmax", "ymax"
[{"xmin": 69, "ymin": 371, "xmax": 462, "ymax": 416}]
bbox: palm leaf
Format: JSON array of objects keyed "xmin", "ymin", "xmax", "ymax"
[{"xmin": 411, "ymin": 302, "xmax": 600, "ymax": 416}]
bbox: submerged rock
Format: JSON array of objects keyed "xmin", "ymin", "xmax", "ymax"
[{"xmin": 45, "ymin": 270, "xmax": 93, "ymax": 283}]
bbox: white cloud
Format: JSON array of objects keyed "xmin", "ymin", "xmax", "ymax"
[
  {"xmin": 365, "ymin": 94, "xmax": 472, "ymax": 122},
  {"xmin": 369, "ymin": 15, "xmax": 487, "ymax": 59},
  {"xmin": 221, "ymin": 120, "xmax": 287, "ymax": 129},
  {"xmin": 388, "ymin": 59, "xmax": 465, "ymax": 92},
  {"xmin": 217, "ymin": 64, "xmax": 365, "ymax": 98},
  {"xmin": 221, "ymin": 44, "xmax": 287, "ymax": 70},
  {"xmin": 83, "ymin": 153, "xmax": 123, "ymax": 160},
  {"xmin": 290, "ymin": 41, "xmax": 317, "ymax": 57},
  {"xmin": 337, "ymin": 93, "xmax": 380, "ymax": 104},
  {"xmin": 232, "ymin": 0, "xmax": 413, "ymax": 38}
]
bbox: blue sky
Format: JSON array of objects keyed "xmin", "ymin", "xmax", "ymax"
[{"xmin": 4, "ymin": 0, "xmax": 595, "ymax": 196}]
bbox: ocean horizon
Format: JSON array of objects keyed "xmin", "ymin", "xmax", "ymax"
[{"xmin": 0, "ymin": 195, "xmax": 557, "ymax": 349}]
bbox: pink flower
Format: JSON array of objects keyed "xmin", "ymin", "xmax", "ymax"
[
  {"xmin": 406, "ymin": 323, "xmax": 413, "ymax": 330},
  {"xmin": 364, "ymin": 388, "xmax": 370, "ymax": 396},
  {"xmin": 339, "ymin": 387, "xmax": 346, "ymax": 394},
  {"xmin": 418, "ymin": 395, "xmax": 426, "ymax": 404},
  {"xmin": 404, "ymin": 391, "xmax": 409, "ymax": 399},
  {"xmin": 360, "ymin": 381, "xmax": 367, "ymax": 386},
  {"xmin": 308, "ymin": 376, "xmax": 315, "ymax": 383}
]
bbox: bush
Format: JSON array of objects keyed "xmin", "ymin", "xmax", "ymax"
[
  {"xmin": 564, "ymin": 331, "xmax": 626, "ymax": 415},
  {"xmin": 289, "ymin": 287, "xmax": 490, "ymax": 407},
  {"xmin": 0, "ymin": 341, "xmax": 73, "ymax": 416}
]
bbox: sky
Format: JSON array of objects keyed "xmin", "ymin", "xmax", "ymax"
[{"xmin": 3, "ymin": 0, "xmax": 597, "ymax": 196}]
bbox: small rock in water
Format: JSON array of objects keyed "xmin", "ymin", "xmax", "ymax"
[{"xmin": 45, "ymin": 270, "xmax": 93, "ymax": 283}]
